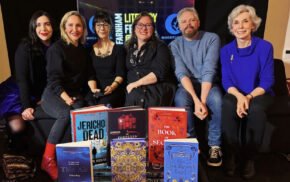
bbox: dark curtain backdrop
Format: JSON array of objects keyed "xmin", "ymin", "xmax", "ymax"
[
  {"xmin": 0, "ymin": 0, "xmax": 77, "ymax": 75},
  {"xmin": 195, "ymin": 0, "xmax": 268, "ymax": 46},
  {"xmin": 1, "ymin": 0, "xmax": 268, "ymax": 74}
]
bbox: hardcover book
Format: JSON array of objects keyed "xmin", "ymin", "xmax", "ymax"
[
  {"xmin": 70, "ymin": 105, "xmax": 110, "ymax": 167},
  {"xmin": 164, "ymin": 138, "xmax": 199, "ymax": 182},
  {"xmin": 56, "ymin": 140, "xmax": 94, "ymax": 182},
  {"xmin": 148, "ymin": 107, "xmax": 187, "ymax": 166},
  {"xmin": 108, "ymin": 107, "xmax": 146, "ymax": 141},
  {"xmin": 111, "ymin": 138, "xmax": 147, "ymax": 182}
]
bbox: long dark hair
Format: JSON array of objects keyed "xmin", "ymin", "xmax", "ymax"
[
  {"xmin": 23, "ymin": 10, "xmax": 55, "ymax": 54},
  {"xmin": 126, "ymin": 12, "xmax": 158, "ymax": 49}
]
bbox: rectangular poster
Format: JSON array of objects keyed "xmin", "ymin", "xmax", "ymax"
[{"xmin": 77, "ymin": 0, "xmax": 195, "ymax": 46}]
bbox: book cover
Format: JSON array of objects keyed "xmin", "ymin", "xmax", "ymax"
[
  {"xmin": 148, "ymin": 107, "xmax": 187, "ymax": 166},
  {"xmin": 164, "ymin": 138, "xmax": 199, "ymax": 182},
  {"xmin": 56, "ymin": 141, "xmax": 94, "ymax": 182},
  {"xmin": 70, "ymin": 105, "xmax": 110, "ymax": 166},
  {"xmin": 111, "ymin": 138, "xmax": 146, "ymax": 182},
  {"xmin": 108, "ymin": 107, "xmax": 146, "ymax": 141}
]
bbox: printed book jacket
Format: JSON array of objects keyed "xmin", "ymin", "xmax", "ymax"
[
  {"xmin": 111, "ymin": 138, "xmax": 146, "ymax": 182},
  {"xmin": 164, "ymin": 138, "xmax": 199, "ymax": 182}
]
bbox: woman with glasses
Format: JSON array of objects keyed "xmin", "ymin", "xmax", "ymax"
[
  {"xmin": 87, "ymin": 10, "xmax": 126, "ymax": 107},
  {"xmin": 125, "ymin": 12, "xmax": 176, "ymax": 108}
]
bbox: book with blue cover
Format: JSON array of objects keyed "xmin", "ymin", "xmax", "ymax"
[
  {"xmin": 56, "ymin": 140, "xmax": 94, "ymax": 182},
  {"xmin": 164, "ymin": 138, "xmax": 199, "ymax": 182},
  {"xmin": 111, "ymin": 138, "xmax": 147, "ymax": 182},
  {"xmin": 70, "ymin": 105, "xmax": 110, "ymax": 167}
]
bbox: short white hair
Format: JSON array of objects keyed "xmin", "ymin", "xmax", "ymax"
[{"xmin": 228, "ymin": 4, "xmax": 262, "ymax": 34}]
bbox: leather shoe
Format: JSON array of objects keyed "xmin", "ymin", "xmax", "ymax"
[
  {"xmin": 41, "ymin": 156, "xmax": 58, "ymax": 180},
  {"xmin": 242, "ymin": 160, "xmax": 255, "ymax": 179}
]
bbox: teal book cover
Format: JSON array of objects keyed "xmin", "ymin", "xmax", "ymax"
[{"xmin": 164, "ymin": 138, "xmax": 199, "ymax": 182}]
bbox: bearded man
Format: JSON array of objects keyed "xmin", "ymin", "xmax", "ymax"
[{"xmin": 169, "ymin": 7, "xmax": 223, "ymax": 167}]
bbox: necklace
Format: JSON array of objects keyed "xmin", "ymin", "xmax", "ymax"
[{"xmin": 97, "ymin": 41, "xmax": 111, "ymax": 58}]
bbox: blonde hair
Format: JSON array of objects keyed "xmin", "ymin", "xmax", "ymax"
[
  {"xmin": 60, "ymin": 11, "xmax": 87, "ymax": 44},
  {"xmin": 228, "ymin": 4, "xmax": 261, "ymax": 34},
  {"xmin": 177, "ymin": 7, "xmax": 199, "ymax": 24}
]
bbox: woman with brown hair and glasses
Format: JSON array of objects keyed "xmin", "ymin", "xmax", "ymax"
[{"xmin": 125, "ymin": 12, "xmax": 176, "ymax": 108}]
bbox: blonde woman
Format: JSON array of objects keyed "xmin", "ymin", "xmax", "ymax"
[{"xmin": 40, "ymin": 11, "xmax": 94, "ymax": 180}]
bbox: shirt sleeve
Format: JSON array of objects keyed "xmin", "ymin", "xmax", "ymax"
[
  {"xmin": 220, "ymin": 47, "xmax": 234, "ymax": 92},
  {"xmin": 86, "ymin": 48, "xmax": 96, "ymax": 81},
  {"xmin": 15, "ymin": 42, "xmax": 32, "ymax": 109},
  {"xmin": 115, "ymin": 46, "xmax": 126, "ymax": 78},
  {"xmin": 46, "ymin": 44, "xmax": 65, "ymax": 96},
  {"xmin": 201, "ymin": 34, "xmax": 220, "ymax": 82},
  {"xmin": 258, "ymin": 43, "xmax": 274, "ymax": 92},
  {"xmin": 169, "ymin": 41, "xmax": 190, "ymax": 82},
  {"xmin": 150, "ymin": 43, "xmax": 171, "ymax": 81}
]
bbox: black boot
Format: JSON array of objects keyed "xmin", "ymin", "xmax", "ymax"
[
  {"xmin": 223, "ymin": 143, "xmax": 239, "ymax": 177},
  {"xmin": 224, "ymin": 152, "xmax": 236, "ymax": 176},
  {"xmin": 242, "ymin": 160, "xmax": 255, "ymax": 179}
]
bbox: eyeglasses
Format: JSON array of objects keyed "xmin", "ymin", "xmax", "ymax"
[
  {"xmin": 136, "ymin": 23, "xmax": 153, "ymax": 29},
  {"xmin": 95, "ymin": 23, "xmax": 110, "ymax": 29}
]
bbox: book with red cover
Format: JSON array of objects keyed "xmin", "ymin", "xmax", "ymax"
[{"xmin": 148, "ymin": 107, "xmax": 187, "ymax": 166}]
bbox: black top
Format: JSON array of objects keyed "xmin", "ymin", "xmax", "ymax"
[
  {"xmin": 15, "ymin": 41, "xmax": 48, "ymax": 109},
  {"xmin": 125, "ymin": 40, "xmax": 176, "ymax": 108},
  {"xmin": 90, "ymin": 45, "xmax": 126, "ymax": 90},
  {"xmin": 88, "ymin": 44, "xmax": 126, "ymax": 107},
  {"xmin": 46, "ymin": 39, "xmax": 93, "ymax": 96}
]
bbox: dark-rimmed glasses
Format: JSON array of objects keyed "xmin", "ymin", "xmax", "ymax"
[
  {"xmin": 136, "ymin": 23, "xmax": 153, "ymax": 29},
  {"xmin": 95, "ymin": 23, "xmax": 110, "ymax": 29}
]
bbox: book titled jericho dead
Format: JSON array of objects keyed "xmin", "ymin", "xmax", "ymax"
[{"xmin": 70, "ymin": 105, "xmax": 110, "ymax": 167}]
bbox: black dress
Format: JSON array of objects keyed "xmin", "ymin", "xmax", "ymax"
[
  {"xmin": 90, "ymin": 44, "xmax": 126, "ymax": 107},
  {"xmin": 125, "ymin": 40, "xmax": 176, "ymax": 108}
]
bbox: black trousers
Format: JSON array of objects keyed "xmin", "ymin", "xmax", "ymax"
[
  {"xmin": 222, "ymin": 93, "xmax": 273, "ymax": 159},
  {"xmin": 41, "ymin": 88, "xmax": 85, "ymax": 144}
]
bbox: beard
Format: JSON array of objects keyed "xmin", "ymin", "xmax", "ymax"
[{"xmin": 182, "ymin": 25, "xmax": 198, "ymax": 39}]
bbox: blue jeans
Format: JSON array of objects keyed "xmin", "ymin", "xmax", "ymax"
[
  {"xmin": 174, "ymin": 83, "xmax": 223, "ymax": 146},
  {"xmin": 41, "ymin": 88, "xmax": 85, "ymax": 144}
]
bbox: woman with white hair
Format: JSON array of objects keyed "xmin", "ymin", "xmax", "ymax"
[
  {"xmin": 220, "ymin": 4, "xmax": 274, "ymax": 179},
  {"xmin": 40, "ymin": 11, "xmax": 95, "ymax": 180}
]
